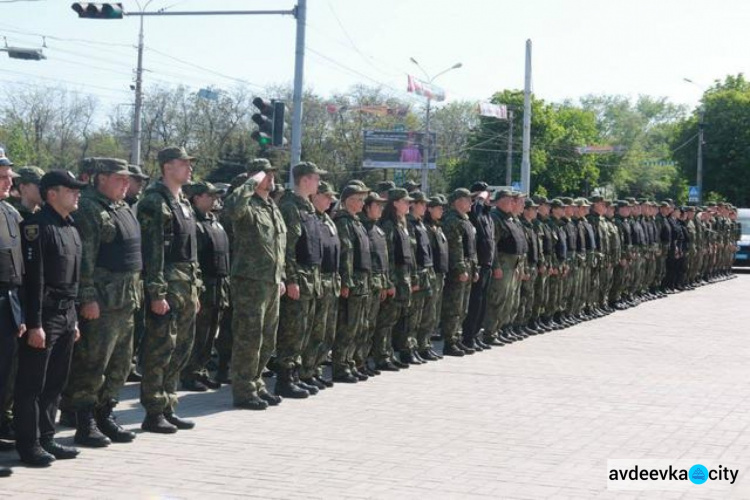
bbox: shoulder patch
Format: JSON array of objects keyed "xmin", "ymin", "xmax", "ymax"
[{"xmin": 24, "ymin": 224, "xmax": 39, "ymax": 241}]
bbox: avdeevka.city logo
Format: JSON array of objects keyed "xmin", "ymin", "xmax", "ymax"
[{"xmin": 607, "ymin": 460, "xmax": 739, "ymax": 491}]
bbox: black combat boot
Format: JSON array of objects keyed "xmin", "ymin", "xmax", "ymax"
[
  {"xmin": 141, "ymin": 413, "xmax": 178, "ymax": 434},
  {"xmin": 39, "ymin": 437, "xmax": 79, "ymax": 459},
  {"xmin": 275, "ymin": 368, "xmax": 310, "ymax": 398},
  {"xmin": 16, "ymin": 443, "xmax": 55, "ymax": 467},
  {"xmin": 164, "ymin": 412, "xmax": 195, "ymax": 430},
  {"xmin": 74, "ymin": 410, "xmax": 111, "ymax": 447},
  {"xmin": 95, "ymin": 403, "xmax": 136, "ymax": 443}
]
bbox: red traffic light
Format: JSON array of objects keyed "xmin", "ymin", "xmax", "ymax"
[{"xmin": 71, "ymin": 3, "xmax": 124, "ymax": 19}]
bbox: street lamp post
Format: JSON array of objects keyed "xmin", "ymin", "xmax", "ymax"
[
  {"xmin": 684, "ymin": 78, "xmax": 706, "ymax": 204},
  {"xmin": 409, "ymin": 58, "xmax": 462, "ymax": 194}
]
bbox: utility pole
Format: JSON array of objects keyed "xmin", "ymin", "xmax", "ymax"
[
  {"xmin": 697, "ymin": 108, "xmax": 705, "ymax": 204},
  {"xmin": 521, "ymin": 39, "xmax": 532, "ymax": 194},
  {"xmin": 505, "ymin": 109, "xmax": 514, "ymax": 186},
  {"xmin": 131, "ymin": 14, "xmax": 145, "ymax": 166},
  {"xmin": 289, "ymin": 0, "xmax": 306, "ymax": 186}
]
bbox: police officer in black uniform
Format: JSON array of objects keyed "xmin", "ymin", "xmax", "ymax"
[
  {"xmin": 463, "ymin": 181, "xmax": 496, "ymax": 348},
  {"xmin": 15, "ymin": 170, "xmax": 86, "ymax": 466},
  {"xmin": 0, "ymin": 158, "xmax": 24, "ymax": 477},
  {"xmin": 181, "ymin": 181, "xmax": 230, "ymax": 392}
]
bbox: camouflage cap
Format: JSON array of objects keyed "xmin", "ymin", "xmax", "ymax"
[
  {"xmin": 365, "ymin": 192, "xmax": 387, "ymax": 204},
  {"xmin": 292, "ymin": 161, "xmax": 327, "ymax": 178},
  {"xmin": 589, "ymin": 195, "xmax": 605, "ymax": 203},
  {"xmin": 0, "ymin": 157, "xmax": 13, "ymax": 167},
  {"xmin": 184, "ymin": 180, "xmax": 221, "ymax": 198},
  {"xmin": 616, "ymin": 200, "xmax": 631, "ymax": 208},
  {"xmin": 157, "ymin": 146, "xmax": 195, "ymax": 166},
  {"xmin": 317, "ymin": 180, "xmax": 338, "ymax": 197},
  {"xmin": 388, "ymin": 187, "xmax": 414, "ymax": 202},
  {"xmin": 492, "ymin": 188, "xmax": 514, "ymax": 201},
  {"xmin": 128, "ymin": 164, "xmax": 150, "ymax": 180},
  {"xmin": 410, "ymin": 190, "xmax": 428, "ymax": 203},
  {"xmin": 524, "ymin": 199, "xmax": 539, "ymax": 209},
  {"xmin": 94, "ymin": 158, "xmax": 131, "ymax": 176},
  {"xmin": 347, "ymin": 179, "xmax": 367, "ymax": 189},
  {"xmin": 437, "ymin": 194, "xmax": 449, "ymax": 205},
  {"xmin": 340, "ymin": 183, "xmax": 369, "ymax": 201},
  {"xmin": 15, "ymin": 166, "xmax": 45, "ymax": 185},
  {"xmin": 448, "ymin": 188, "xmax": 472, "ymax": 203},
  {"xmin": 532, "ymin": 195, "xmax": 550, "ymax": 205},
  {"xmin": 684, "ymin": 205, "xmax": 696, "ymax": 211},
  {"xmin": 659, "ymin": 201, "xmax": 671, "ymax": 208},
  {"xmin": 550, "ymin": 198, "xmax": 565, "ymax": 209},
  {"xmin": 427, "ymin": 196, "xmax": 446, "ymax": 208},
  {"xmin": 246, "ymin": 158, "xmax": 277, "ymax": 174},
  {"xmin": 625, "ymin": 197, "xmax": 638, "ymax": 204},
  {"xmin": 469, "ymin": 181, "xmax": 489, "ymax": 193},
  {"xmin": 374, "ymin": 180, "xmax": 396, "ymax": 193},
  {"xmin": 706, "ymin": 201, "xmax": 717, "ymax": 207},
  {"xmin": 402, "ymin": 180, "xmax": 421, "ymax": 191},
  {"xmin": 560, "ymin": 196, "xmax": 574, "ymax": 205},
  {"xmin": 663, "ymin": 198, "xmax": 674, "ymax": 205},
  {"xmin": 574, "ymin": 198, "xmax": 590, "ymax": 207}
]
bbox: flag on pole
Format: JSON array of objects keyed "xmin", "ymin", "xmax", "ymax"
[
  {"xmin": 407, "ymin": 75, "xmax": 446, "ymax": 102},
  {"xmin": 478, "ymin": 102, "xmax": 508, "ymax": 119}
]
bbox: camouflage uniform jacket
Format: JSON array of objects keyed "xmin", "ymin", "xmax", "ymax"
[
  {"xmin": 441, "ymin": 208, "xmax": 477, "ymax": 281},
  {"xmin": 334, "ymin": 210, "xmax": 370, "ymax": 296},
  {"xmin": 278, "ymin": 190, "xmax": 321, "ymax": 298}
]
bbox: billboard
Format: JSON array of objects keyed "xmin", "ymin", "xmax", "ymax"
[{"xmin": 362, "ymin": 130, "xmax": 437, "ymax": 170}]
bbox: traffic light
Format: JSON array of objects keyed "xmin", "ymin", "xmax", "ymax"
[
  {"xmin": 4, "ymin": 48, "xmax": 46, "ymax": 61},
  {"xmin": 71, "ymin": 3, "xmax": 124, "ymax": 19},
  {"xmin": 252, "ymin": 98, "xmax": 286, "ymax": 148}
]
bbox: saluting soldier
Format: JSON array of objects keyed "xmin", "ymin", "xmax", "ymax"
[
  {"xmin": 137, "ymin": 146, "xmax": 201, "ymax": 433},
  {"xmin": 60, "ymin": 159, "xmax": 141, "ymax": 449},
  {"xmin": 16, "ymin": 170, "xmax": 86, "ymax": 466},
  {"xmin": 181, "ymin": 181, "xmax": 230, "ymax": 392},
  {"xmin": 0, "ymin": 158, "xmax": 24, "ymax": 477},
  {"xmin": 223, "ymin": 160, "xmax": 286, "ymax": 411}
]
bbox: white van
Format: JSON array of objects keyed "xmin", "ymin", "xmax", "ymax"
[{"xmin": 735, "ymin": 208, "xmax": 750, "ymax": 266}]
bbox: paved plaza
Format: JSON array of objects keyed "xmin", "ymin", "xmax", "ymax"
[{"xmin": 2, "ymin": 274, "xmax": 750, "ymax": 499}]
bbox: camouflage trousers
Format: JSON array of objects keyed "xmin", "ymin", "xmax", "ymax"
[
  {"xmin": 276, "ymin": 293, "xmax": 316, "ymax": 372},
  {"xmin": 373, "ymin": 296, "xmax": 408, "ymax": 362},
  {"xmin": 181, "ymin": 303, "xmax": 225, "ymax": 383},
  {"xmin": 334, "ymin": 292, "xmax": 368, "ymax": 375},
  {"xmin": 517, "ymin": 267, "xmax": 538, "ymax": 324},
  {"xmin": 62, "ymin": 304, "xmax": 135, "ymax": 411},
  {"xmin": 230, "ymin": 278, "xmax": 279, "ymax": 403},
  {"xmin": 140, "ymin": 281, "xmax": 198, "ymax": 414},
  {"xmin": 357, "ymin": 288, "xmax": 384, "ymax": 367},
  {"xmin": 441, "ymin": 276, "xmax": 472, "ymax": 345},
  {"xmin": 417, "ymin": 271, "xmax": 444, "ymax": 350},
  {"xmin": 531, "ymin": 268, "xmax": 549, "ymax": 320},
  {"xmin": 396, "ymin": 284, "xmax": 426, "ymax": 353},
  {"xmin": 483, "ymin": 254, "xmax": 524, "ymax": 335},
  {"xmin": 304, "ymin": 273, "xmax": 339, "ymax": 379}
]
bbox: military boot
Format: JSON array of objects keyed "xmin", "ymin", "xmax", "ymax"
[
  {"xmin": 141, "ymin": 413, "xmax": 178, "ymax": 434},
  {"xmin": 293, "ymin": 369, "xmax": 319, "ymax": 395},
  {"xmin": 74, "ymin": 410, "xmax": 111, "ymax": 448},
  {"xmin": 39, "ymin": 437, "xmax": 79, "ymax": 460},
  {"xmin": 274, "ymin": 368, "xmax": 310, "ymax": 398},
  {"xmin": 95, "ymin": 403, "xmax": 136, "ymax": 443},
  {"xmin": 58, "ymin": 409, "xmax": 77, "ymax": 428}
]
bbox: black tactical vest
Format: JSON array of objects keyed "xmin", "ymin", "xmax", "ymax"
[
  {"xmin": 0, "ymin": 202, "xmax": 23, "ymax": 286},
  {"xmin": 367, "ymin": 222, "xmax": 387, "ymax": 273},
  {"xmin": 159, "ymin": 191, "xmax": 198, "ymax": 264},
  {"xmin": 351, "ymin": 219, "xmax": 372, "ymax": 272},
  {"xmin": 459, "ymin": 218, "xmax": 478, "ymax": 262},
  {"xmin": 430, "ymin": 225, "xmax": 449, "ymax": 274},
  {"xmin": 296, "ymin": 209, "xmax": 323, "ymax": 267},
  {"xmin": 198, "ymin": 216, "xmax": 230, "ymax": 278},
  {"xmin": 523, "ymin": 223, "xmax": 539, "ymax": 264},
  {"xmin": 392, "ymin": 223, "xmax": 413, "ymax": 267},
  {"xmin": 96, "ymin": 202, "xmax": 143, "ymax": 273},
  {"xmin": 498, "ymin": 215, "xmax": 527, "ymax": 255},
  {"xmin": 319, "ymin": 216, "xmax": 341, "ymax": 274},
  {"xmin": 471, "ymin": 203, "xmax": 495, "ymax": 266},
  {"xmin": 411, "ymin": 219, "xmax": 433, "ymax": 269}
]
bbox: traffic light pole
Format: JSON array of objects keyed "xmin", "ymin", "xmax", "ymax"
[
  {"xmin": 697, "ymin": 108, "xmax": 705, "ymax": 204},
  {"xmin": 131, "ymin": 14, "xmax": 144, "ymax": 166},
  {"xmin": 289, "ymin": 0, "xmax": 306, "ymax": 187}
]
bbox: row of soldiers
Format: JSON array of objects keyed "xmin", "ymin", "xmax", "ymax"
[{"xmin": 0, "ymin": 149, "xmax": 738, "ymax": 474}]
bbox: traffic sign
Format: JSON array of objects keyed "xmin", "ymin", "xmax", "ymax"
[{"xmin": 511, "ymin": 181, "xmax": 522, "ymax": 191}]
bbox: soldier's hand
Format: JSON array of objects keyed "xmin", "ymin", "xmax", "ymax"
[
  {"xmin": 151, "ymin": 299, "xmax": 171, "ymax": 316},
  {"xmin": 287, "ymin": 283, "xmax": 301, "ymax": 300},
  {"xmin": 379, "ymin": 289, "xmax": 388, "ymax": 301},
  {"xmin": 411, "ymin": 285, "xmax": 420, "ymax": 292},
  {"xmin": 492, "ymin": 268, "xmax": 503, "ymax": 280},
  {"xmin": 74, "ymin": 324, "xmax": 81, "ymax": 343},
  {"xmin": 196, "ymin": 299, "xmax": 201, "ymax": 313},
  {"xmin": 458, "ymin": 272, "xmax": 469, "ymax": 282},
  {"xmin": 620, "ymin": 259, "xmax": 627, "ymax": 267},
  {"xmin": 16, "ymin": 323, "xmax": 26, "ymax": 338},
  {"xmin": 340, "ymin": 287, "xmax": 350, "ymax": 298},
  {"xmin": 386, "ymin": 287, "xmax": 395, "ymax": 297},
  {"xmin": 279, "ymin": 282, "xmax": 286, "ymax": 297},
  {"xmin": 80, "ymin": 301, "xmax": 100, "ymax": 321},
  {"xmin": 27, "ymin": 327, "xmax": 45, "ymax": 349},
  {"xmin": 472, "ymin": 272, "xmax": 479, "ymax": 283},
  {"xmin": 539, "ymin": 265, "xmax": 547, "ymax": 275}
]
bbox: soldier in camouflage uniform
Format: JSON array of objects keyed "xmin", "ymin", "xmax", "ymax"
[
  {"xmin": 223, "ymin": 160, "xmax": 286, "ymax": 410},
  {"xmin": 440, "ymin": 188, "xmax": 478, "ymax": 355},
  {"xmin": 532, "ymin": 197, "xmax": 558, "ymax": 331},
  {"xmin": 180, "ymin": 182, "xmax": 230, "ymax": 392},
  {"xmin": 518, "ymin": 198, "xmax": 542, "ymax": 334},
  {"xmin": 303, "ymin": 181, "xmax": 340, "ymax": 387},
  {"xmin": 138, "ymin": 147, "xmax": 201, "ymax": 433},
  {"xmin": 361, "ymin": 193, "xmax": 396, "ymax": 372},
  {"xmin": 58, "ymin": 159, "xmax": 140, "ymax": 447},
  {"xmin": 402, "ymin": 191, "xmax": 434, "ymax": 365},
  {"xmin": 275, "ymin": 162, "xmax": 326, "ymax": 398},
  {"xmin": 332, "ymin": 183, "xmax": 372, "ymax": 383},
  {"xmin": 549, "ymin": 199, "xmax": 573, "ymax": 327},
  {"xmin": 373, "ymin": 189, "xmax": 415, "ymax": 368},
  {"xmin": 418, "ymin": 196, "xmax": 448, "ymax": 360},
  {"xmin": 1, "ymin": 166, "xmax": 44, "ymax": 441},
  {"xmin": 611, "ymin": 201, "xmax": 634, "ymax": 308}
]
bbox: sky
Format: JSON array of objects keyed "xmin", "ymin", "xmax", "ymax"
[{"xmin": 1, "ymin": 0, "xmax": 749, "ymax": 122}]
